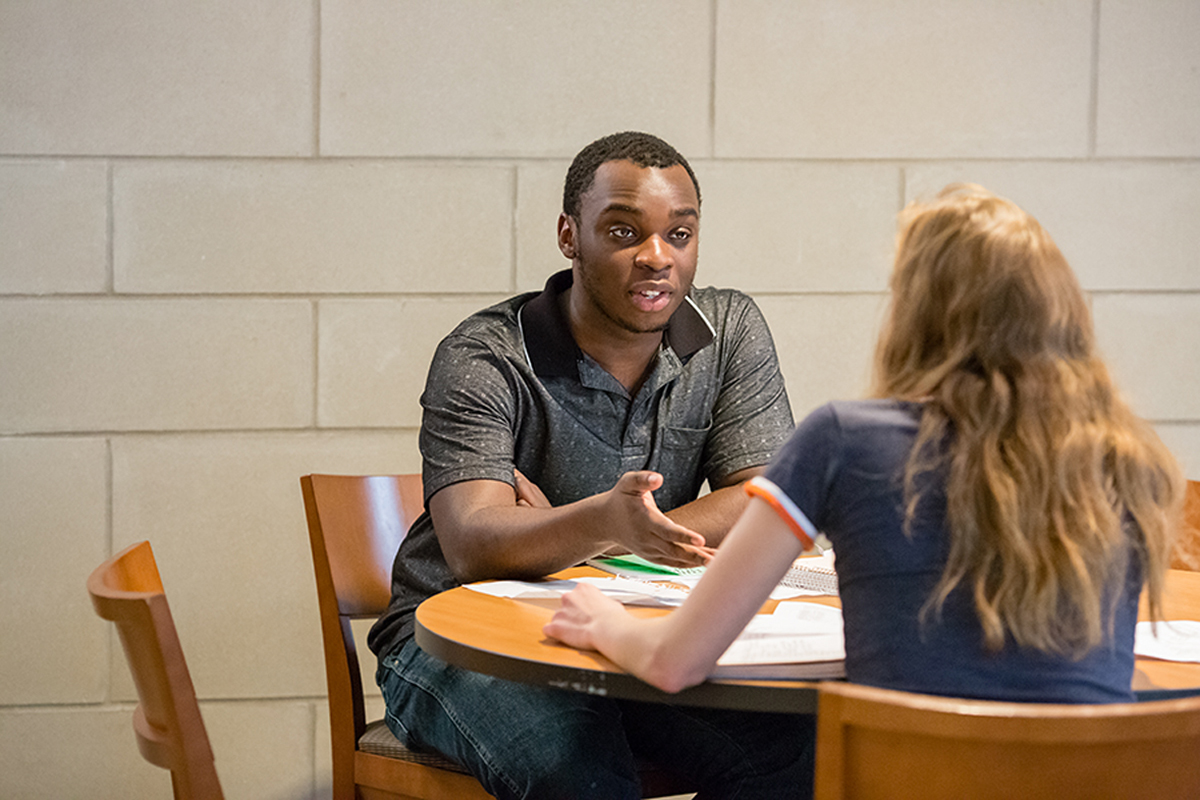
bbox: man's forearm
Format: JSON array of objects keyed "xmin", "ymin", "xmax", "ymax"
[
  {"xmin": 433, "ymin": 483, "xmax": 615, "ymax": 582},
  {"xmin": 665, "ymin": 483, "xmax": 751, "ymax": 547},
  {"xmin": 664, "ymin": 466, "xmax": 764, "ymax": 547},
  {"xmin": 432, "ymin": 472, "xmax": 711, "ymax": 583}
]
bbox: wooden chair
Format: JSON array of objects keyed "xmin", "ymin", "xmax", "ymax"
[
  {"xmin": 1171, "ymin": 478, "xmax": 1200, "ymax": 570},
  {"xmin": 87, "ymin": 540, "xmax": 225, "ymax": 800},
  {"xmin": 813, "ymin": 680, "xmax": 1200, "ymax": 800},
  {"xmin": 301, "ymin": 473, "xmax": 695, "ymax": 800}
]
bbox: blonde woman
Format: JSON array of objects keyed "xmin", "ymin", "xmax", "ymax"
[{"xmin": 545, "ymin": 184, "xmax": 1184, "ymax": 705}]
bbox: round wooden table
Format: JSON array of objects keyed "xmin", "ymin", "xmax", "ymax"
[{"xmin": 414, "ymin": 567, "xmax": 1200, "ymax": 712}]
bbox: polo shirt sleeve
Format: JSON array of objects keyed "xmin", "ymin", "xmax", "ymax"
[
  {"xmin": 750, "ymin": 402, "xmax": 842, "ymax": 547},
  {"xmin": 418, "ymin": 332, "xmax": 520, "ymax": 500},
  {"xmin": 702, "ymin": 293, "xmax": 794, "ymax": 484}
]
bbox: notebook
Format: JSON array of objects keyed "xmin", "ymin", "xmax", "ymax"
[
  {"xmin": 778, "ymin": 551, "xmax": 839, "ymax": 596},
  {"xmin": 585, "ymin": 553, "xmax": 706, "ymax": 580}
]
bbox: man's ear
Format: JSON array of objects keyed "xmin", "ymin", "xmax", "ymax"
[{"xmin": 557, "ymin": 212, "xmax": 577, "ymax": 259}]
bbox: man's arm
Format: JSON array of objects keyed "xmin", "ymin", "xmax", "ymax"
[
  {"xmin": 664, "ymin": 465, "xmax": 764, "ymax": 547},
  {"xmin": 431, "ymin": 471, "xmax": 713, "ymax": 584},
  {"xmin": 509, "ymin": 464, "xmax": 762, "ymax": 556}
]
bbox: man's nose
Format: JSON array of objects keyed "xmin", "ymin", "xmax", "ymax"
[{"xmin": 634, "ymin": 235, "xmax": 672, "ymax": 271}]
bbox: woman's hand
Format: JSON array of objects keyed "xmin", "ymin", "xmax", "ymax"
[{"xmin": 543, "ymin": 583, "xmax": 626, "ymax": 652}]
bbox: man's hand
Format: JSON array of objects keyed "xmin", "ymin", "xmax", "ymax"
[{"xmin": 604, "ymin": 471, "xmax": 714, "ymax": 568}]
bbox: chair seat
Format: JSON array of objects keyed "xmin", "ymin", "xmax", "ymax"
[{"xmin": 358, "ymin": 719, "xmax": 473, "ymax": 775}]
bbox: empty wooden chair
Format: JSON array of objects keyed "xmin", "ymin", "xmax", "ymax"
[
  {"xmin": 814, "ymin": 680, "xmax": 1200, "ymax": 800},
  {"xmin": 87, "ymin": 540, "xmax": 224, "ymax": 800}
]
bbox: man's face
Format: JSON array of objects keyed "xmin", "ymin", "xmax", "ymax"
[{"xmin": 559, "ymin": 160, "xmax": 699, "ymax": 337}]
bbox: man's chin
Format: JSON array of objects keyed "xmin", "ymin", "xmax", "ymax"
[{"xmin": 615, "ymin": 314, "xmax": 672, "ymax": 335}]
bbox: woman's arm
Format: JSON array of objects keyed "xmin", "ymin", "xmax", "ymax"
[{"xmin": 543, "ymin": 497, "xmax": 807, "ymax": 693}]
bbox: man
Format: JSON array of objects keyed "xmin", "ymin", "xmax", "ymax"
[{"xmin": 368, "ymin": 131, "xmax": 812, "ymax": 799}]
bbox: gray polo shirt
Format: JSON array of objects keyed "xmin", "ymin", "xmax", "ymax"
[{"xmin": 368, "ymin": 270, "xmax": 793, "ymax": 658}]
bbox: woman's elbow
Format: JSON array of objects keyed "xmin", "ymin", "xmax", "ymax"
[{"xmin": 640, "ymin": 650, "xmax": 709, "ymax": 694}]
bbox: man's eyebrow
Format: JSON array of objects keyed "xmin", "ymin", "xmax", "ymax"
[
  {"xmin": 600, "ymin": 203, "xmax": 641, "ymax": 216},
  {"xmin": 599, "ymin": 203, "xmax": 699, "ymax": 219}
]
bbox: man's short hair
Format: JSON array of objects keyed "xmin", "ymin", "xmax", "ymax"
[{"xmin": 562, "ymin": 131, "xmax": 701, "ymax": 219}]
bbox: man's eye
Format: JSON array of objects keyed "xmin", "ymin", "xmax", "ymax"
[
  {"xmin": 610, "ymin": 226, "xmax": 636, "ymax": 240},
  {"xmin": 670, "ymin": 229, "xmax": 693, "ymax": 243}
]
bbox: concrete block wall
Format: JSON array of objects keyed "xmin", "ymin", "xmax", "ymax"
[{"xmin": 1, "ymin": 2, "xmax": 1196, "ymax": 797}]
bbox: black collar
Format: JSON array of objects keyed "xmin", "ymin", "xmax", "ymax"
[{"xmin": 518, "ymin": 269, "xmax": 714, "ymax": 379}]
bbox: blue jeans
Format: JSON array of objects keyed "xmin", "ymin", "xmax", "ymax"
[{"xmin": 378, "ymin": 638, "xmax": 815, "ymax": 800}]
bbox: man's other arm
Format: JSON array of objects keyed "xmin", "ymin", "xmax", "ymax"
[
  {"xmin": 664, "ymin": 465, "xmax": 763, "ymax": 547},
  {"xmin": 668, "ymin": 293, "xmax": 793, "ymax": 547}
]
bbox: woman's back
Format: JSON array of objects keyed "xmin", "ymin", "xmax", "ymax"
[{"xmin": 765, "ymin": 399, "xmax": 1141, "ymax": 703}]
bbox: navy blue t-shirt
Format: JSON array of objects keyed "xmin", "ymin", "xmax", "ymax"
[{"xmin": 756, "ymin": 400, "xmax": 1139, "ymax": 703}]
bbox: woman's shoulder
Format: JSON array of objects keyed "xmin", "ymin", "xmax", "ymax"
[{"xmin": 815, "ymin": 398, "xmax": 924, "ymax": 432}]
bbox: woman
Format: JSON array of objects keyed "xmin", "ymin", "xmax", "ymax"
[{"xmin": 544, "ymin": 184, "xmax": 1184, "ymax": 704}]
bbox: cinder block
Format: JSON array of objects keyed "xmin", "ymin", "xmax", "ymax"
[
  {"xmin": 318, "ymin": 297, "xmax": 508, "ymax": 428},
  {"xmin": 321, "ymin": 0, "xmax": 710, "ymax": 157},
  {"xmin": 516, "ymin": 161, "xmax": 573, "ymax": 292},
  {"xmin": 0, "ymin": 299, "xmax": 313, "ymax": 433},
  {"xmin": 1093, "ymin": 294, "xmax": 1200, "ymax": 421},
  {"xmin": 714, "ymin": 0, "xmax": 1092, "ymax": 158},
  {"xmin": 110, "ymin": 432, "xmax": 419, "ymax": 701},
  {"xmin": 697, "ymin": 162, "xmax": 899, "ymax": 292},
  {"xmin": 0, "ymin": 437, "xmax": 108, "ymax": 704},
  {"xmin": 201, "ymin": 700, "xmax": 316, "ymax": 800},
  {"xmin": 906, "ymin": 162, "xmax": 1200, "ymax": 291},
  {"xmin": 755, "ymin": 293, "xmax": 889, "ymax": 420},
  {"xmin": 114, "ymin": 161, "xmax": 515, "ymax": 294},
  {"xmin": 0, "ymin": 160, "xmax": 108, "ymax": 294},
  {"xmin": 1156, "ymin": 423, "xmax": 1200, "ymax": 481},
  {"xmin": 0, "ymin": 702, "xmax": 319, "ymax": 800},
  {"xmin": 0, "ymin": 707, "xmax": 172, "ymax": 798},
  {"xmin": 1098, "ymin": 0, "xmax": 1200, "ymax": 156},
  {"xmin": 0, "ymin": 1, "xmax": 313, "ymax": 156}
]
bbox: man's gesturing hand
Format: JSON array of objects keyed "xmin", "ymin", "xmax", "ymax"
[{"xmin": 605, "ymin": 471, "xmax": 714, "ymax": 568}]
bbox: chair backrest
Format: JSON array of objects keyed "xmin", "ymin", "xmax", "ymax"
[
  {"xmin": 814, "ymin": 681, "xmax": 1200, "ymax": 800},
  {"xmin": 300, "ymin": 474, "xmax": 425, "ymax": 791},
  {"xmin": 1173, "ymin": 479, "xmax": 1200, "ymax": 570},
  {"xmin": 87, "ymin": 541, "xmax": 224, "ymax": 800}
]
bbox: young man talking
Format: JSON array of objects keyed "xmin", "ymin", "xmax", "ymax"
[{"xmin": 368, "ymin": 131, "xmax": 813, "ymax": 799}]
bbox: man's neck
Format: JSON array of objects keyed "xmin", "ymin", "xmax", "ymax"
[{"xmin": 561, "ymin": 287, "xmax": 663, "ymax": 395}]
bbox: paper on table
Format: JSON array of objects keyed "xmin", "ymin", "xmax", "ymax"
[
  {"xmin": 464, "ymin": 576, "xmax": 689, "ymax": 607},
  {"xmin": 584, "ymin": 557, "xmax": 818, "ymax": 601},
  {"xmin": 717, "ymin": 602, "xmax": 845, "ymax": 666},
  {"xmin": 1135, "ymin": 620, "xmax": 1200, "ymax": 663}
]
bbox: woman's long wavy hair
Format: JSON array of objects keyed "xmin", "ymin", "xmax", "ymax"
[{"xmin": 872, "ymin": 184, "xmax": 1183, "ymax": 657}]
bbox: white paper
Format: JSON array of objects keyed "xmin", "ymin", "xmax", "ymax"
[
  {"xmin": 1135, "ymin": 620, "xmax": 1200, "ymax": 663},
  {"xmin": 717, "ymin": 603, "xmax": 845, "ymax": 666},
  {"xmin": 464, "ymin": 576, "xmax": 689, "ymax": 607}
]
